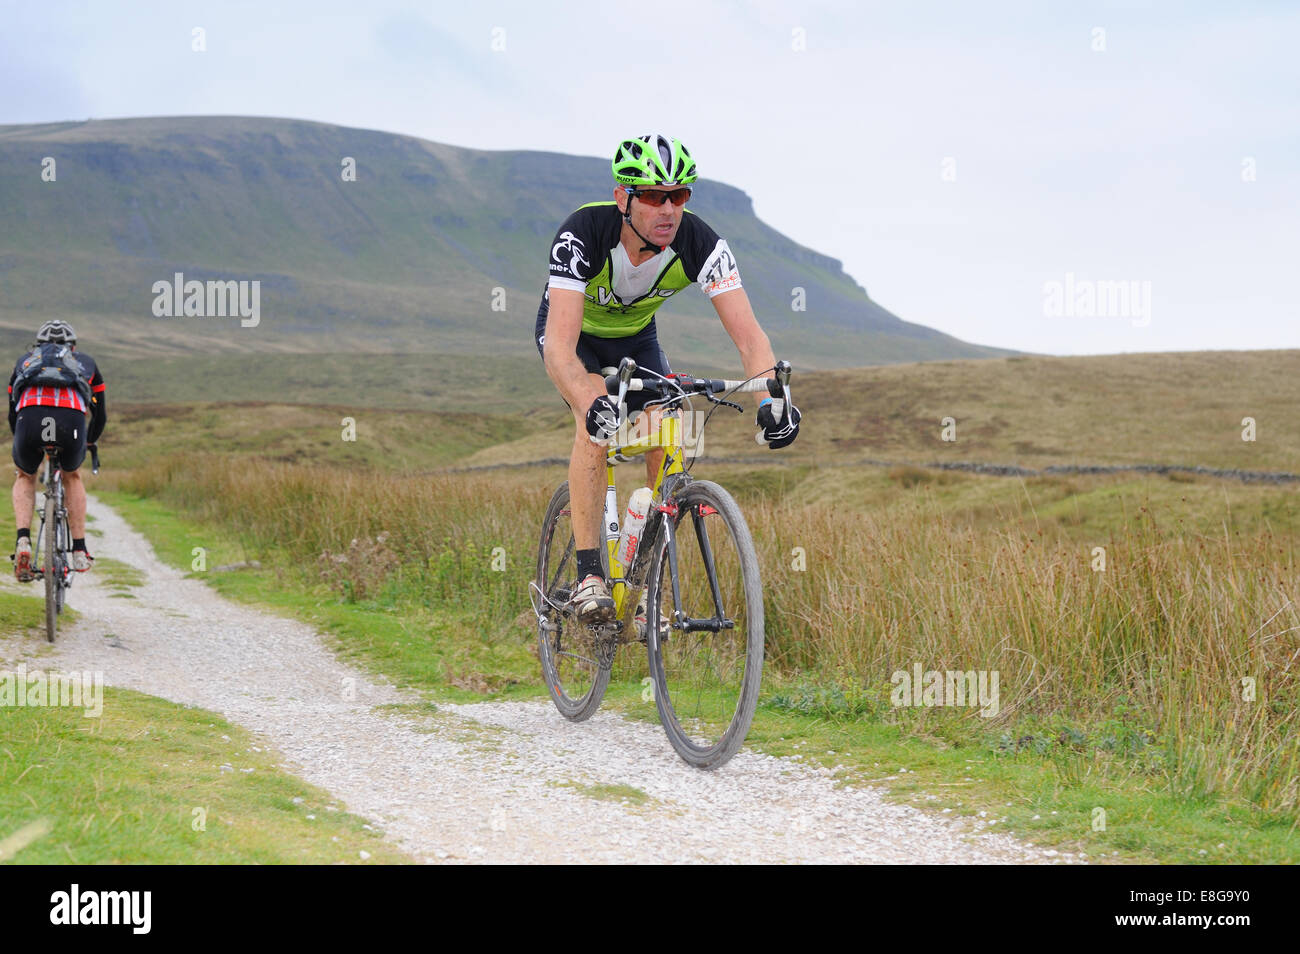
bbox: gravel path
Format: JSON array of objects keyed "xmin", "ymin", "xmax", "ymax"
[{"xmin": 9, "ymin": 494, "xmax": 1065, "ymax": 864}]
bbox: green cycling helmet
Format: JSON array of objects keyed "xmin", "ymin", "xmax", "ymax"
[{"xmin": 612, "ymin": 134, "xmax": 698, "ymax": 187}]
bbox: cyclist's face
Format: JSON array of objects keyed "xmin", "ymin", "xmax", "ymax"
[{"xmin": 616, "ymin": 185, "xmax": 686, "ymax": 248}]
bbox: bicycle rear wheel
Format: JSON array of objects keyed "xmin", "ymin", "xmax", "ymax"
[
  {"xmin": 535, "ymin": 481, "xmax": 610, "ymax": 721},
  {"xmin": 645, "ymin": 479, "xmax": 763, "ymax": 769},
  {"xmin": 43, "ymin": 494, "xmax": 57, "ymax": 642}
]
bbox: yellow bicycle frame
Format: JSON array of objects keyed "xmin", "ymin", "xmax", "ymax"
[{"xmin": 602, "ymin": 409, "xmax": 686, "ymax": 614}]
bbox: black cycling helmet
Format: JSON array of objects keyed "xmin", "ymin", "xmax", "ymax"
[{"xmin": 35, "ymin": 320, "xmax": 77, "ymax": 345}]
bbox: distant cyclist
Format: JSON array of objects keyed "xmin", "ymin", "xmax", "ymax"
[
  {"xmin": 8, "ymin": 320, "xmax": 106, "ymax": 581},
  {"xmin": 536, "ymin": 134, "xmax": 801, "ymax": 625}
]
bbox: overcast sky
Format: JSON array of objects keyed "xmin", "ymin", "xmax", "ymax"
[{"xmin": 3, "ymin": 0, "xmax": 1297, "ymax": 356}]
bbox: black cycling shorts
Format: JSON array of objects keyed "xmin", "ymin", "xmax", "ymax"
[
  {"xmin": 536, "ymin": 320, "xmax": 672, "ymax": 414},
  {"xmin": 12, "ymin": 405, "xmax": 88, "ymax": 474}
]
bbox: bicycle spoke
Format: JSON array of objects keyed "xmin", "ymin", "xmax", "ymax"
[{"xmin": 548, "ymin": 535, "xmax": 574, "ymax": 597}]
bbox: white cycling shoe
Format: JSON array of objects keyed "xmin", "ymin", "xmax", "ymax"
[
  {"xmin": 13, "ymin": 537, "xmax": 35, "ymax": 582},
  {"xmin": 570, "ymin": 574, "xmax": 615, "ymax": 623},
  {"xmin": 635, "ymin": 597, "xmax": 671, "ymax": 643}
]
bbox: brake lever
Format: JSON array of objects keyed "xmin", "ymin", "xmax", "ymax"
[
  {"xmin": 774, "ymin": 359, "xmax": 793, "ymax": 422},
  {"xmin": 615, "ymin": 357, "xmax": 637, "ymax": 426},
  {"xmin": 755, "ymin": 361, "xmax": 794, "ymax": 445}
]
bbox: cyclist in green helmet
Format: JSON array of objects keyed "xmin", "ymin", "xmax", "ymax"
[{"xmin": 535, "ymin": 134, "xmax": 801, "ymax": 624}]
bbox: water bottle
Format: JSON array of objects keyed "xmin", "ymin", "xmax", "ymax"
[{"xmin": 617, "ymin": 487, "xmax": 654, "ymax": 568}]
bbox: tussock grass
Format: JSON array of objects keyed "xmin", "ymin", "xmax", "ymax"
[
  {"xmin": 122, "ymin": 453, "xmax": 536, "ymax": 628},
  {"xmin": 753, "ymin": 491, "xmax": 1299, "ymax": 816}
]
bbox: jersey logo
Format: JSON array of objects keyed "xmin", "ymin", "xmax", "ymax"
[
  {"xmin": 551, "ymin": 231, "xmax": 590, "ymax": 278},
  {"xmin": 588, "ymin": 286, "xmax": 675, "ymax": 309},
  {"xmin": 700, "ymin": 240, "xmax": 741, "ymax": 296}
]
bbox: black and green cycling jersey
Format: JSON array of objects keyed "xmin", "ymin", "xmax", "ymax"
[{"xmin": 534, "ymin": 201, "xmax": 743, "ymax": 346}]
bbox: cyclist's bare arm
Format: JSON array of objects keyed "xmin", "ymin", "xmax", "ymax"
[
  {"xmin": 711, "ymin": 288, "xmax": 778, "ymax": 408},
  {"xmin": 542, "ymin": 287, "xmax": 604, "ymax": 412}
]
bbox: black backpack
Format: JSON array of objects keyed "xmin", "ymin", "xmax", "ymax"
[{"xmin": 13, "ymin": 343, "xmax": 93, "ymax": 407}]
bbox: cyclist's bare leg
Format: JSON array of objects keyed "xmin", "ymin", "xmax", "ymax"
[
  {"xmin": 12, "ymin": 468, "xmax": 36, "ymax": 533},
  {"xmin": 645, "ymin": 447, "xmax": 663, "ymax": 486},
  {"xmin": 568, "ymin": 370, "xmax": 613, "ymax": 552},
  {"xmin": 631, "ymin": 406, "xmax": 665, "ymax": 487},
  {"xmin": 568, "ymin": 420, "xmax": 607, "ymax": 551},
  {"xmin": 63, "ymin": 469, "xmax": 86, "ymax": 538}
]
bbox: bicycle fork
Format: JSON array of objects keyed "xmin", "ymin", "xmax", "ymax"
[{"xmin": 659, "ymin": 502, "xmax": 735, "ymax": 637}]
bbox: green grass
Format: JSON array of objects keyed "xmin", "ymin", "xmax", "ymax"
[
  {"xmin": 0, "ymin": 686, "xmax": 408, "ymax": 864},
  {"xmin": 553, "ymin": 780, "xmax": 652, "ymax": 806},
  {"xmin": 0, "ymin": 590, "xmax": 61, "ymax": 639},
  {"xmin": 95, "ymin": 557, "xmax": 146, "ymax": 592},
  {"xmin": 0, "ymin": 581, "xmax": 80, "ymax": 639}
]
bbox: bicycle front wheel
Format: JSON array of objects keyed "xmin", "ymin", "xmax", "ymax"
[
  {"xmin": 645, "ymin": 479, "xmax": 763, "ymax": 769},
  {"xmin": 54, "ymin": 513, "xmax": 68, "ymax": 615},
  {"xmin": 535, "ymin": 481, "xmax": 610, "ymax": 721},
  {"xmin": 43, "ymin": 494, "xmax": 57, "ymax": 642}
]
